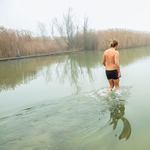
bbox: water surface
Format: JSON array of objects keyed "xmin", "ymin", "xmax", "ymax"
[{"xmin": 0, "ymin": 47, "xmax": 150, "ymax": 150}]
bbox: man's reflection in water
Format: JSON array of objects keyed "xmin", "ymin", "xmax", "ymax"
[{"xmin": 109, "ymin": 101, "xmax": 131, "ymax": 141}]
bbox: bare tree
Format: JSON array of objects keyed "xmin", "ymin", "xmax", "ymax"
[
  {"xmin": 83, "ymin": 16, "xmax": 89, "ymax": 50},
  {"xmin": 51, "ymin": 23, "xmax": 64, "ymax": 51},
  {"xmin": 38, "ymin": 22, "xmax": 47, "ymax": 43},
  {"xmin": 51, "ymin": 8, "xmax": 77, "ymax": 50}
]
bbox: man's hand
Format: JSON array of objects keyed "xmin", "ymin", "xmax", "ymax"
[{"xmin": 118, "ymin": 72, "xmax": 121, "ymax": 78}]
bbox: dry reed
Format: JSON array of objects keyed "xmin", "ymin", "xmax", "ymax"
[{"xmin": 0, "ymin": 27, "xmax": 150, "ymax": 58}]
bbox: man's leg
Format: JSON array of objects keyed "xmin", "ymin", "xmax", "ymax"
[
  {"xmin": 113, "ymin": 79, "xmax": 120, "ymax": 91},
  {"xmin": 107, "ymin": 79, "xmax": 114, "ymax": 93}
]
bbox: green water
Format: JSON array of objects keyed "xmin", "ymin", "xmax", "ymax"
[{"xmin": 0, "ymin": 47, "xmax": 150, "ymax": 150}]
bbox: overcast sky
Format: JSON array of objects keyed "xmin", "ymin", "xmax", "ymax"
[{"xmin": 0, "ymin": 0, "xmax": 150, "ymax": 34}]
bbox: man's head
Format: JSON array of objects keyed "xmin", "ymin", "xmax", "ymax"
[{"xmin": 110, "ymin": 40, "xmax": 118, "ymax": 49}]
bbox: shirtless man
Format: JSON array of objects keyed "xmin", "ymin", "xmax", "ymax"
[{"xmin": 102, "ymin": 40, "xmax": 121, "ymax": 93}]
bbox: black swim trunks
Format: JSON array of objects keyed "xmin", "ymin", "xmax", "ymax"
[{"xmin": 106, "ymin": 70, "xmax": 118, "ymax": 80}]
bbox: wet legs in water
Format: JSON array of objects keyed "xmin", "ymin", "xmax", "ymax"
[{"xmin": 107, "ymin": 79, "xmax": 120, "ymax": 93}]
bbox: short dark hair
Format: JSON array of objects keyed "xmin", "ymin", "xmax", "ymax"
[{"xmin": 110, "ymin": 40, "xmax": 118, "ymax": 47}]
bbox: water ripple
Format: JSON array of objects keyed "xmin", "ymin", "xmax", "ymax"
[{"xmin": 0, "ymin": 86, "xmax": 132, "ymax": 150}]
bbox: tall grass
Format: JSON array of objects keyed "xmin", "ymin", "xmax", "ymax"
[
  {"xmin": 0, "ymin": 27, "xmax": 61, "ymax": 58},
  {"xmin": 97, "ymin": 29, "xmax": 150, "ymax": 50},
  {"xmin": 0, "ymin": 26, "xmax": 150, "ymax": 58}
]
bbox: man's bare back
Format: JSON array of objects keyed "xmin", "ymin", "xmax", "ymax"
[
  {"xmin": 103, "ymin": 48, "xmax": 120, "ymax": 72},
  {"xmin": 102, "ymin": 40, "xmax": 121, "ymax": 93}
]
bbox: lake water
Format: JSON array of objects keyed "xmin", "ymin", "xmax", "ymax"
[{"xmin": 0, "ymin": 47, "xmax": 150, "ymax": 150}]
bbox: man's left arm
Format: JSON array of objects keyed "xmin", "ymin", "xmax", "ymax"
[{"xmin": 102, "ymin": 53, "xmax": 106, "ymax": 66}]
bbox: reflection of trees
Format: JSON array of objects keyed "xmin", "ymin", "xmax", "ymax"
[
  {"xmin": 54, "ymin": 46, "xmax": 150, "ymax": 93},
  {"xmin": 119, "ymin": 46, "xmax": 150, "ymax": 66},
  {"xmin": 1, "ymin": 46, "xmax": 150, "ymax": 93},
  {"xmin": 109, "ymin": 100, "xmax": 131, "ymax": 141},
  {"xmin": 0, "ymin": 55, "xmax": 66, "ymax": 92},
  {"xmin": 55, "ymin": 51, "xmax": 101, "ymax": 93}
]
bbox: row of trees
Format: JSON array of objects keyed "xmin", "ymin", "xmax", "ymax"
[{"xmin": 0, "ymin": 8, "xmax": 150, "ymax": 58}]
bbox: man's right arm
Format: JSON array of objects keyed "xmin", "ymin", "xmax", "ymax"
[{"xmin": 115, "ymin": 51, "xmax": 121, "ymax": 77}]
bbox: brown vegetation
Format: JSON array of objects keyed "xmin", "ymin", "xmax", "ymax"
[
  {"xmin": 0, "ymin": 27, "xmax": 61, "ymax": 58},
  {"xmin": 1, "ymin": 8, "xmax": 150, "ymax": 59},
  {"xmin": 50, "ymin": 8, "xmax": 150, "ymax": 51},
  {"xmin": 97, "ymin": 29, "xmax": 150, "ymax": 50}
]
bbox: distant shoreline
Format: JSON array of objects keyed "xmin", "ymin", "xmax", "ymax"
[
  {"xmin": 0, "ymin": 50, "xmax": 81, "ymax": 61},
  {"xmin": 0, "ymin": 46, "xmax": 150, "ymax": 61}
]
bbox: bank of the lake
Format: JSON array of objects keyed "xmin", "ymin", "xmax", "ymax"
[
  {"xmin": 0, "ymin": 46, "xmax": 149, "ymax": 62},
  {"xmin": 0, "ymin": 50, "xmax": 81, "ymax": 61}
]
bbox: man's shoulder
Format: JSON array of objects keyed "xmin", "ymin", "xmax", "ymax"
[
  {"xmin": 104, "ymin": 49, "xmax": 109, "ymax": 53},
  {"xmin": 115, "ymin": 50, "xmax": 119, "ymax": 54}
]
